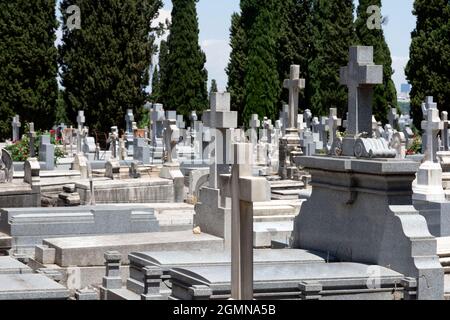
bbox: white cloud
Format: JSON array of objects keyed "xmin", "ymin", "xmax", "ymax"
[
  {"xmin": 391, "ymin": 56, "xmax": 409, "ymax": 91},
  {"xmin": 201, "ymin": 39, "xmax": 231, "ymax": 91}
]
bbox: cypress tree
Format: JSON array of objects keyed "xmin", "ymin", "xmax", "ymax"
[
  {"xmin": 277, "ymin": 0, "xmax": 314, "ymax": 111},
  {"xmin": 0, "ymin": 0, "xmax": 58, "ymax": 139},
  {"xmin": 355, "ymin": 0, "xmax": 398, "ymax": 124},
  {"xmin": 163, "ymin": 0, "xmax": 208, "ymax": 116},
  {"xmin": 308, "ymin": 0, "xmax": 355, "ymax": 118},
  {"xmin": 241, "ymin": 0, "xmax": 282, "ymax": 126},
  {"xmin": 158, "ymin": 40, "xmax": 170, "ymax": 104},
  {"xmin": 59, "ymin": 0, "xmax": 162, "ymax": 133},
  {"xmin": 150, "ymin": 66, "xmax": 161, "ymax": 102},
  {"xmin": 226, "ymin": 12, "xmax": 247, "ymax": 124},
  {"xmin": 405, "ymin": 0, "xmax": 450, "ymax": 129}
]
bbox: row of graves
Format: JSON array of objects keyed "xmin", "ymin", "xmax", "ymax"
[{"xmin": 0, "ymin": 45, "xmax": 449, "ymax": 300}]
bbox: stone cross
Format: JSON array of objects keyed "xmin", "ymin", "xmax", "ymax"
[
  {"xmin": 388, "ymin": 107, "xmax": 399, "ymax": 129},
  {"xmin": 12, "ymin": 115, "xmax": 21, "ymax": 142},
  {"xmin": 202, "ymin": 92, "xmax": 237, "ymax": 189},
  {"xmin": 304, "ymin": 109, "xmax": 312, "ymax": 131},
  {"xmin": 109, "ymin": 126, "xmax": 119, "ymax": 159},
  {"xmin": 422, "ymin": 97, "xmax": 443, "ymax": 162},
  {"xmin": 28, "ymin": 123, "xmax": 36, "ymax": 158},
  {"xmin": 340, "ymin": 46, "xmax": 383, "ymax": 136},
  {"xmin": 327, "ymin": 108, "xmax": 341, "ymax": 150},
  {"xmin": 76, "ymin": 111, "xmax": 86, "ymax": 154},
  {"xmin": 227, "ymin": 143, "xmax": 269, "ymax": 300},
  {"xmin": 441, "ymin": 111, "xmax": 449, "ymax": 151},
  {"xmin": 283, "ymin": 65, "xmax": 306, "ymax": 130},
  {"xmin": 317, "ymin": 117, "xmax": 329, "ymax": 149},
  {"xmin": 249, "ymin": 114, "xmax": 260, "ymax": 146},
  {"xmin": 125, "ymin": 109, "xmax": 134, "ymax": 134}
]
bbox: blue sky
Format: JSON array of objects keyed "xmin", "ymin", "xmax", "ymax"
[{"xmin": 158, "ymin": 0, "xmax": 415, "ymax": 92}]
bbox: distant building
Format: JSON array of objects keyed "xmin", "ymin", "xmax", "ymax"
[{"xmin": 401, "ymin": 83, "xmax": 411, "ymax": 94}]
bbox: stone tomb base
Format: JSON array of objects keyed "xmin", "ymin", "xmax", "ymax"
[
  {"xmin": 168, "ymin": 262, "xmax": 412, "ymax": 300},
  {"xmin": 293, "ymin": 156, "xmax": 444, "ymax": 300},
  {"xmin": 75, "ymin": 178, "xmax": 177, "ymax": 204},
  {"xmin": 124, "ymin": 249, "xmax": 333, "ymax": 297},
  {"xmin": 0, "ymin": 182, "xmax": 40, "ymax": 208},
  {"xmin": 414, "ymin": 200, "xmax": 450, "ymax": 237},
  {"xmin": 1, "ymin": 205, "xmax": 159, "ymax": 255},
  {"xmin": 31, "ymin": 231, "xmax": 224, "ymax": 291}
]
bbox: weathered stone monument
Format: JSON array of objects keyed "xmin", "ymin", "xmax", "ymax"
[
  {"xmin": 292, "ymin": 46, "xmax": 444, "ymax": 300},
  {"xmin": 279, "ymin": 65, "xmax": 305, "ymax": 180},
  {"xmin": 194, "ymin": 92, "xmax": 238, "ymax": 247},
  {"xmin": 39, "ymin": 135, "xmax": 55, "ymax": 170},
  {"xmin": 413, "ymin": 97, "xmax": 445, "ymax": 202}
]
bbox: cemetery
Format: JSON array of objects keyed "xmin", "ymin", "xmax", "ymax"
[{"xmin": 0, "ymin": 0, "xmax": 449, "ymax": 305}]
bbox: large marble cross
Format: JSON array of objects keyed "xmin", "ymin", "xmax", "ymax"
[
  {"xmin": 422, "ymin": 97, "xmax": 443, "ymax": 162},
  {"xmin": 340, "ymin": 46, "xmax": 383, "ymax": 136},
  {"xmin": 283, "ymin": 65, "xmax": 306, "ymax": 131},
  {"xmin": 249, "ymin": 114, "xmax": 260, "ymax": 146}
]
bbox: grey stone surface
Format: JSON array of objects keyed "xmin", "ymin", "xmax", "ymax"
[
  {"xmin": 43, "ymin": 230, "xmax": 224, "ymax": 267},
  {"xmin": 75, "ymin": 178, "xmax": 176, "ymax": 204},
  {"xmin": 0, "ymin": 182, "xmax": 40, "ymax": 208},
  {"xmin": 1, "ymin": 205, "xmax": 159, "ymax": 253},
  {"xmin": 0, "ymin": 256, "xmax": 32, "ymax": 274},
  {"xmin": 0, "ymin": 274, "xmax": 69, "ymax": 300},
  {"xmin": 39, "ymin": 135, "xmax": 55, "ymax": 170},
  {"xmin": 169, "ymin": 262, "xmax": 406, "ymax": 300},
  {"xmin": 292, "ymin": 155, "xmax": 444, "ymax": 300},
  {"xmin": 414, "ymin": 200, "xmax": 450, "ymax": 237}
]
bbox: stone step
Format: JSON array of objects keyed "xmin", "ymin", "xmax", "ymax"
[
  {"xmin": 271, "ymin": 194, "xmax": 300, "ymax": 201},
  {"xmin": 253, "ymin": 205, "xmax": 297, "ymax": 217},
  {"xmin": 253, "ymin": 221, "xmax": 293, "ymax": 248},
  {"xmin": 42, "ymin": 230, "xmax": 224, "ymax": 267},
  {"xmin": 270, "ymin": 180, "xmax": 304, "ymax": 190},
  {"xmin": 253, "ymin": 215, "xmax": 296, "ymax": 223}
]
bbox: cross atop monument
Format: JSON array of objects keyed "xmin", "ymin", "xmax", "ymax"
[
  {"xmin": 340, "ymin": 46, "xmax": 383, "ymax": 136},
  {"xmin": 422, "ymin": 97, "xmax": 443, "ymax": 162},
  {"xmin": 283, "ymin": 65, "xmax": 306, "ymax": 131}
]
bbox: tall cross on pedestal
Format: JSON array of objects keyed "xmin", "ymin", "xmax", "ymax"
[
  {"xmin": 340, "ymin": 46, "xmax": 383, "ymax": 136},
  {"xmin": 422, "ymin": 97, "xmax": 443, "ymax": 162},
  {"xmin": 283, "ymin": 65, "xmax": 306, "ymax": 131}
]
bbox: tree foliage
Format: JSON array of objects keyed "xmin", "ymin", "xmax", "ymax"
[
  {"xmin": 405, "ymin": 0, "xmax": 450, "ymax": 129},
  {"xmin": 59, "ymin": 0, "xmax": 162, "ymax": 133},
  {"xmin": 161, "ymin": 0, "xmax": 208, "ymax": 116},
  {"xmin": 0, "ymin": 0, "xmax": 58, "ymax": 139},
  {"xmin": 355, "ymin": 0, "xmax": 398, "ymax": 124}
]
